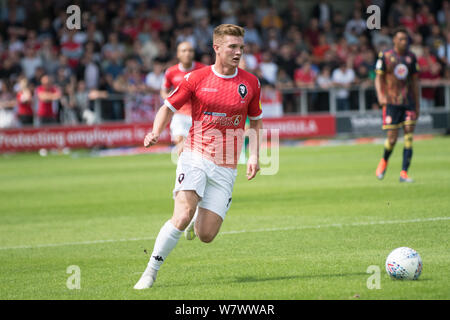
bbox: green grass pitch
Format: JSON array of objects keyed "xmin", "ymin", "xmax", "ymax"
[{"xmin": 0, "ymin": 136, "xmax": 449, "ymax": 300}]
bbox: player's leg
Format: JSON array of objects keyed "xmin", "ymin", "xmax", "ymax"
[
  {"xmin": 134, "ymin": 190, "xmax": 199, "ymax": 289},
  {"xmin": 400, "ymin": 124, "xmax": 415, "ymax": 183},
  {"xmin": 195, "ymin": 207, "xmax": 224, "ymax": 243},
  {"xmin": 376, "ymin": 104, "xmax": 401, "ymax": 180},
  {"xmin": 194, "ymin": 164, "xmax": 237, "ymax": 243},
  {"xmin": 376, "ymin": 128, "xmax": 398, "ymax": 179}
]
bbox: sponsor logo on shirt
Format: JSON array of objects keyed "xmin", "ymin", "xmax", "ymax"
[{"xmin": 202, "ymin": 112, "xmax": 243, "ymax": 127}]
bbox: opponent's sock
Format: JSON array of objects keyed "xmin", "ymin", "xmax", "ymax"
[
  {"xmin": 383, "ymin": 139, "xmax": 394, "ymax": 161},
  {"xmin": 148, "ymin": 220, "xmax": 183, "ymax": 271},
  {"xmin": 402, "ymin": 133, "xmax": 413, "ymax": 172},
  {"xmin": 402, "ymin": 148, "xmax": 413, "ymax": 172}
]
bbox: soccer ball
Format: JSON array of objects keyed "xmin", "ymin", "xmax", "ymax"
[{"xmin": 385, "ymin": 247, "xmax": 423, "ymax": 280}]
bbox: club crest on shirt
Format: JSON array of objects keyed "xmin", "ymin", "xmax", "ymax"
[
  {"xmin": 238, "ymin": 84, "xmax": 248, "ymax": 99},
  {"xmin": 394, "ymin": 63, "xmax": 408, "ymax": 80}
]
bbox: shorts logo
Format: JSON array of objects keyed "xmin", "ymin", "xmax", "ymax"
[
  {"xmin": 226, "ymin": 197, "xmax": 232, "ymax": 208},
  {"xmin": 238, "ymin": 84, "xmax": 248, "ymax": 99},
  {"xmin": 178, "ymin": 173, "xmax": 185, "ymax": 183},
  {"xmin": 385, "ymin": 115, "xmax": 392, "ymax": 124}
]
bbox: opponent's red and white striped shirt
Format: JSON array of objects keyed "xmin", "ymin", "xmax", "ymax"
[
  {"xmin": 162, "ymin": 62, "xmax": 206, "ymax": 116},
  {"xmin": 165, "ymin": 65, "xmax": 263, "ymax": 168}
]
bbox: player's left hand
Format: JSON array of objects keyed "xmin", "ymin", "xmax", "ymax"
[{"xmin": 246, "ymin": 157, "xmax": 260, "ymax": 180}]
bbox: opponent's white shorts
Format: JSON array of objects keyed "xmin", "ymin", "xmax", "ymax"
[
  {"xmin": 173, "ymin": 151, "xmax": 237, "ymax": 220},
  {"xmin": 170, "ymin": 113, "xmax": 192, "ymax": 141}
]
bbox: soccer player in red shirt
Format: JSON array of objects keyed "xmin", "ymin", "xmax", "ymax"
[
  {"xmin": 134, "ymin": 24, "xmax": 263, "ymax": 289},
  {"xmin": 375, "ymin": 27, "xmax": 420, "ymax": 183},
  {"xmin": 160, "ymin": 41, "xmax": 205, "ymax": 154}
]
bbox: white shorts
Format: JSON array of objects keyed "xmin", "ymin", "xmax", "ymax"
[
  {"xmin": 173, "ymin": 151, "xmax": 238, "ymax": 220},
  {"xmin": 170, "ymin": 113, "xmax": 192, "ymax": 141}
]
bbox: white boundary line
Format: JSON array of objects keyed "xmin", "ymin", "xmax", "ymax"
[{"xmin": 0, "ymin": 216, "xmax": 448, "ymax": 251}]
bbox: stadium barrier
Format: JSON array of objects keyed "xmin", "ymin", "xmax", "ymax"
[
  {"xmin": 0, "ymin": 115, "xmax": 336, "ymax": 153},
  {"xmin": 0, "ymin": 122, "xmax": 170, "ymax": 153},
  {"xmin": 1, "ymin": 83, "xmax": 449, "ymax": 152}
]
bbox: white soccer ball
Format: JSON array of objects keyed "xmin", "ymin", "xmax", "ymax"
[{"xmin": 385, "ymin": 247, "xmax": 423, "ymax": 280}]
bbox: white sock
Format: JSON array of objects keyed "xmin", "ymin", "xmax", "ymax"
[
  {"xmin": 192, "ymin": 207, "xmax": 199, "ymax": 223},
  {"xmin": 148, "ymin": 220, "xmax": 183, "ymax": 270}
]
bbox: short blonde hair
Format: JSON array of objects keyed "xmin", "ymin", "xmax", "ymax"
[{"xmin": 213, "ymin": 24, "xmax": 245, "ymax": 44}]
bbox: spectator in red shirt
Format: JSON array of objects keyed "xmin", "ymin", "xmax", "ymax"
[
  {"xmin": 294, "ymin": 61, "xmax": 317, "ymax": 89},
  {"xmin": 36, "ymin": 74, "xmax": 61, "ymax": 125},
  {"xmin": 16, "ymin": 78, "xmax": 34, "ymax": 126},
  {"xmin": 418, "ymin": 47, "xmax": 441, "ymax": 109},
  {"xmin": 399, "ymin": 5, "xmax": 417, "ymax": 35}
]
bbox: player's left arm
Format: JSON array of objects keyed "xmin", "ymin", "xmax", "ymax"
[
  {"xmin": 246, "ymin": 78, "xmax": 263, "ymax": 181},
  {"xmin": 411, "ymin": 73, "xmax": 420, "ymax": 120},
  {"xmin": 247, "ymin": 118, "xmax": 262, "ymax": 180},
  {"xmin": 411, "ymin": 55, "xmax": 420, "ymax": 120}
]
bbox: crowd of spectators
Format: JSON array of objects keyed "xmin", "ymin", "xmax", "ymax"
[{"xmin": 1, "ymin": 0, "xmax": 450, "ymax": 128}]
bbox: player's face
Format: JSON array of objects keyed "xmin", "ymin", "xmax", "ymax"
[
  {"xmin": 215, "ymin": 35, "xmax": 244, "ymax": 69},
  {"xmin": 177, "ymin": 43, "xmax": 195, "ymax": 65},
  {"xmin": 394, "ymin": 32, "xmax": 409, "ymax": 52}
]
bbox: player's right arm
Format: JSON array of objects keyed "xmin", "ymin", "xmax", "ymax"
[
  {"xmin": 374, "ymin": 51, "xmax": 387, "ymax": 106},
  {"xmin": 144, "ymin": 105, "xmax": 174, "ymax": 147},
  {"xmin": 144, "ymin": 74, "xmax": 193, "ymax": 148}
]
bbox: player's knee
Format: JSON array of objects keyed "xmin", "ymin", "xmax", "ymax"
[
  {"xmin": 172, "ymin": 206, "xmax": 195, "ymax": 230},
  {"xmin": 388, "ymin": 137, "xmax": 397, "ymax": 147},
  {"xmin": 404, "ymin": 133, "xmax": 413, "ymax": 148},
  {"xmin": 197, "ymin": 230, "xmax": 216, "ymax": 243}
]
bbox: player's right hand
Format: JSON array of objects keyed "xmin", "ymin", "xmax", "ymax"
[{"xmin": 144, "ymin": 132, "xmax": 159, "ymax": 148}]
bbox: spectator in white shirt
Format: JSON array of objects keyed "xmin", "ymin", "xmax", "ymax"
[
  {"xmin": 259, "ymin": 51, "xmax": 278, "ymax": 85},
  {"xmin": 331, "ymin": 62, "xmax": 355, "ymax": 111}
]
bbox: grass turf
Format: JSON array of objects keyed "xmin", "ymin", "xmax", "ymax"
[{"xmin": 0, "ymin": 136, "xmax": 449, "ymax": 300}]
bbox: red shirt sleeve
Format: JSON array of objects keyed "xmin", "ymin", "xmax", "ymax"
[
  {"xmin": 248, "ymin": 78, "xmax": 262, "ymax": 120},
  {"xmin": 164, "ymin": 73, "xmax": 194, "ymax": 112}
]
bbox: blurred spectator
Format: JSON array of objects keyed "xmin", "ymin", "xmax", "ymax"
[
  {"xmin": 345, "ymin": 9, "xmax": 366, "ymax": 37},
  {"xmin": 145, "ymin": 59, "xmax": 165, "ymax": 94},
  {"xmin": 243, "ymin": 14, "xmax": 262, "ymax": 47},
  {"xmin": 259, "ymin": 52, "xmax": 278, "ymax": 85},
  {"xmin": 332, "ymin": 61, "xmax": 356, "ymax": 111},
  {"xmin": 0, "ymin": 80, "xmax": 17, "ymax": 128},
  {"xmin": 16, "ymin": 77, "xmax": 34, "ymax": 126},
  {"xmin": 311, "ymin": 0, "xmax": 333, "ymax": 28},
  {"xmin": 21, "ymin": 48, "xmax": 42, "ymax": 79},
  {"xmin": 275, "ymin": 43, "xmax": 297, "ymax": 80},
  {"xmin": 261, "ymin": 7, "xmax": 283, "ymax": 31},
  {"xmin": 437, "ymin": 30, "xmax": 450, "ymax": 65},
  {"xmin": 294, "ymin": 61, "xmax": 317, "ymax": 89},
  {"xmin": 399, "ymin": 5, "xmax": 417, "ymax": 35},
  {"xmin": 418, "ymin": 47, "xmax": 442, "ymax": 109},
  {"xmin": 304, "ymin": 17, "xmax": 321, "ymax": 48},
  {"xmin": 426, "ymin": 25, "xmax": 445, "ymax": 54},
  {"xmin": 36, "ymin": 74, "xmax": 61, "ymax": 125},
  {"xmin": 410, "ymin": 33, "xmax": 425, "ymax": 58},
  {"xmin": 60, "ymin": 30, "xmax": 84, "ymax": 69},
  {"xmin": 60, "ymin": 83, "xmax": 79, "ymax": 125},
  {"xmin": 316, "ymin": 65, "xmax": 333, "ymax": 111},
  {"xmin": 276, "ymin": 68, "xmax": 296, "ymax": 114}
]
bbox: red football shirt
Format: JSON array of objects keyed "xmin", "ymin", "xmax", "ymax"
[
  {"xmin": 162, "ymin": 62, "xmax": 205, "ymax": 116},
  {"xmin": 165, "ymin": 65, "xmax": 263, "ymax": 168},
  {"xmin": 16, "ymin": 92, "xmax": 33, "ymax": 116},
  {"xmin": 36, "ymin": 86, "xmax": 58, "ymax": 118}
]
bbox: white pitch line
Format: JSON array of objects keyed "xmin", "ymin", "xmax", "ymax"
[{"xmin": 0, "ymin": 216, "xmax": 449, "ymax": 251}]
